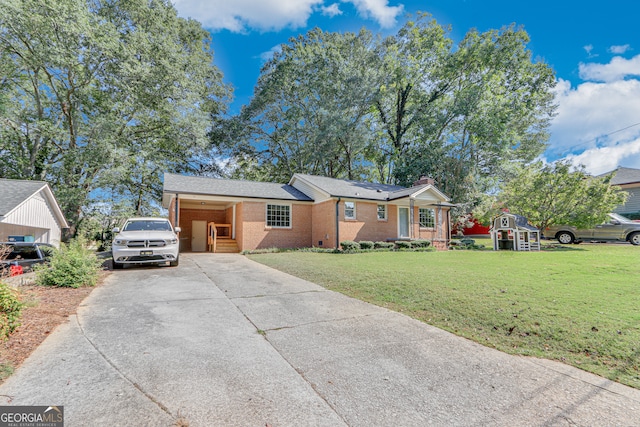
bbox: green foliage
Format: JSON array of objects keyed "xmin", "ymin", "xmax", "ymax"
[
  {"xmin": 495, "ymin": 161, "xmax": 628, "ymax": 230},
  {"xmin": 36, "ymin": 238, "xmax": 102, "ymax": 288},
  {"xmin": 340, "ymin": 241, "xmax": 361, "ymax": 251},
  {"xmin": 218, "ymin": 13, "xmax": 556, "ymax": 212},
  {"xmin": 0, "ymin": 0, "xmax": 230, "ymax": 232},
  {"xmin": 358, "ymin": 241, "xmax": 374, "ymax": 250},
  {"xmin": 411, "ymin": 239, "xmax": 431, "ymax": 248},
  {"xmin": 374, "ymin": 241, "xmax": 395, "ymax": 249},
  {"xmin": 0, "ymin": 281, "xmax": 23, "ymax": 340},
  {"xmin": 394, "ymin": 241, "xmax": 412, "ymax": 249}
]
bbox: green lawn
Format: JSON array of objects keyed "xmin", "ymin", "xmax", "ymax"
[{"xmin": 248, "ymin": 241, "xmax": 640, "ymax": 389}]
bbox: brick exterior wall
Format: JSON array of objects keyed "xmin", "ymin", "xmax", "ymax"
[
  {"xmin": 339, "ymin": 201, "xmax": 399, "ymax": 244},
  {"xmin": 169, "ymin": 197, "xmax": 450, "ymax": 251},
  {"xmin": 178, "ymin": 208, "xmax": 227, "ymax": 252},
  {"xmin": 239, "ymin": 201, "xmax": 313, "ymax": 250}
]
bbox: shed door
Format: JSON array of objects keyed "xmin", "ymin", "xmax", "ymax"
[
  {"xmin": 398, "ymin": 207, "xmax": 410, "ymax": 238},
  {"xmin": 192, "ymin": 220, "xmax": 207, "ymax": 252}
]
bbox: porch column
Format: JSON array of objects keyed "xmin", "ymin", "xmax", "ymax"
[{"xmin": 409, "ymin": 199, "xmax": 415, "ymax": 239}]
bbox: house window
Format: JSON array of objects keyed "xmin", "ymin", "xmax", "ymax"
[
  {"xmin": 344, "ymin": 201, "xmax": 356, "ymax": 220},
  {"xmin": 419, "ymin": 208, "xmax": 435, "ymax": 228},
  {"xmin": 377, "ymin": 204, "xmax": 387, "ymax": 220},
  {"xmin": 266, "ymin": 204, "xmax": 291, "ymax": 228}
]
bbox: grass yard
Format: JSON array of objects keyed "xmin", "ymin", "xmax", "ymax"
[{"xmin": 248, "ymin": 241, "xmax": 640, "ymax": 389}]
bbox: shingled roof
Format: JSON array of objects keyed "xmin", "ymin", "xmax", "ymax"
[
  {"xmin": 163, "ymin": 173, "xmax": 313, "ymax": 201},
  {"xmin": 0, "ymin": 179, "xmax": 49, "ymax": 216},
  {"xmin": 601, "ymin": 167, "xmax": 640, "ymax": 185},
  {"xmin": 291, "ymin": 174, "xmax": 407, "ymax": 201}
]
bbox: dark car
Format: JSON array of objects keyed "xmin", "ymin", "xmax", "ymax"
[{"xmin": 0, "ymin": 242, "xmax": 55, "ymax": 274}]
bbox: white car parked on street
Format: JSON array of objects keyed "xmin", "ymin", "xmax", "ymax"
[{"xmin": 111, "ymin": 217, "xmax": 181, "ymax": 269}]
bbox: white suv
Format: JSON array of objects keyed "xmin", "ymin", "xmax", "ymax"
[{"xmin": 112, "ymin": 217, "xmax": 181, "ymax": 269}]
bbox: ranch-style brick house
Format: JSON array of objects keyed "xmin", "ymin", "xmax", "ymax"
[{"xmin": 162, "ymin": 173, "xmax": 454, "ymax": 253}]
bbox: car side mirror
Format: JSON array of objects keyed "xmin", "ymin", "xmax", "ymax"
[
  {"xmin": 174, "ymin": 227, "xmax": 181, "ymax": 233},
  {"xmin": 610, "ymin": 220, "xmax": 620, "ymax": 225},
  {"xmin": 112, "ymin": 227, "xmax": 120, "ymax": 233}
]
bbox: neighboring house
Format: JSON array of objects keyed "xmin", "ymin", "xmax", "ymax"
[
  {"xmin": 601, "ymin": 167, "xmax": 640, "ymax": 219},
  {"xmin": 0, "ymin": 179, "xmax": 69, "ymax": 247},
  {"xmin": 162, "ymin": 173, "xmax": 454, "ymax": 252}
]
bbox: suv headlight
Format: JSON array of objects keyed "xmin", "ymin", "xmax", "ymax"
[
  {"xmin": 113, "ymin": 239, "xmax": 127, "ymax": 246},
  {"xmin": 166, "ymin": 238, "xmax": 178, "ymax": 245}
]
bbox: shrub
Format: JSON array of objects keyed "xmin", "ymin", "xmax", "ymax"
[
  {"xmin": 358, "ymin": 241, "xmax": 374, "ymax": 250},
  {"xmin": 36, "ymin": 238, "xmax": 102, "ymax": 288},
  {"xmin": 412, "ymin": 240, "xmax": 431, "ymax": 248},
  {"xmin": 0, "ymin": 281, "xmax": 23, "ymax": 339},
  {"xmin": 374, "ymin": 241, "xmax": 394, "ymax": 250},
  {"xmin": 394, "ymin": 241, "xmax": 412, "ymax": 250},
  {"xmin": 340, "ymin": 240, "xmax": 360, "ymax": 251}
]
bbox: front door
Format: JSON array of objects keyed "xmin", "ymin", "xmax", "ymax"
[
  {"xmin": 398, "ymin": 207, "xmax": 410, "ymax": 238},
  {"xmin": 192, "ymin": 220, "xmax": 207, "ymax": 252}
]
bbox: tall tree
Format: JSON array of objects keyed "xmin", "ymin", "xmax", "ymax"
[
  {"xmin": 0, "ymin": 0, "xmax": 229, "ymax": 232},
  {"xmin": 494, "ymin": 161, "xmax": 627, "ymax": 231},
  {"xmin": 221, "ymin": 28, "xmax": 383, "ymax": 182}
]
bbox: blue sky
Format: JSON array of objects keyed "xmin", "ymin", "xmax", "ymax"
[{"xmin": 172, "ymin": 0, "xmax": 640, "ymax": 175}]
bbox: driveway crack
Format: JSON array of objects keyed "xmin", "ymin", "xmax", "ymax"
[{"xmin": 73, "ymin": 315, "xmax": 175, "ymax": 420}]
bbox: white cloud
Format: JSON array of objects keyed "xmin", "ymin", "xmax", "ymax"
[
  {"xmin": 259, "ymin": 45, "xmax": 282, "ymax": 62},
  {"xmin": 563, "ymin": 138, "xmax": 640, "ymax": 175},
  {"xmin": 322, "ymin": 3, "xmax": 343, "ymax": 17},
  {"xmin": 549, "ymin": 76, "xmax": 640, "ymax": 174},
  {"xmin": 346, "ymin": 0, "xmax": 403, "ymax": 28},
  {"xmin": 583, "ymin": 44, "xmax": 597, "ymax": 58},
  {"xmin": 609, "ymin": 44, "xmax": 631, "ymax": 54},
  {"xmin": 579, "ymin": 54, "xmax": 640, "ymax": 82},
  {"xmin": 172, "ymin": 0, "xmax": 323, "ymax": 32},
  {"xmin": 171, "ymin": 0, "xmax": 403, "ymax": 32}
]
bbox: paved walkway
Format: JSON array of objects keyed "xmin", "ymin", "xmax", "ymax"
[{"xmin": 1, "ymin": 254, "xmax": 639, "ymax": 426}]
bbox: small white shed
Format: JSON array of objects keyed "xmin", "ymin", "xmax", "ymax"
[
  {"xmin": 490, "ymin": 213, "xmax": 540, "ymax": 251},
  {"xmin": 0, "ymin": 179, "xmax": 69, "ymax": 247}
]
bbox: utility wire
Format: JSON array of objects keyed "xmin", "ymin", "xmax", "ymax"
[{"xmin": 558, "ymin": 121, "xmax": 640, "ymax": 155}]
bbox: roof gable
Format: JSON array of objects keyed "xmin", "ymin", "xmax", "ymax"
[{"xmin": 0, "ymin": 179, "xmax": 69, "ymax": 228}]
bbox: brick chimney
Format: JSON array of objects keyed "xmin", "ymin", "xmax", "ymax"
[{"xmin": 413, "ymin": 176, "xmax": 435, "ymax": 187}]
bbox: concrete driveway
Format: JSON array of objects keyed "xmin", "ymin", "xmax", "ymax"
[{"xmin": 1, "ymin": 253, "xmax": 639, "ymax": 426}]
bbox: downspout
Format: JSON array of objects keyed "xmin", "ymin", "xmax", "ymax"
[{"xmin": 335, "ymin": 197, "xmax": 341, "ymax": 249}]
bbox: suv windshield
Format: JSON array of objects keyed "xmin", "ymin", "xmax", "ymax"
[
  {"xmin": 610, "ymin": 213, "xmax": 633, "ymax": 224},
  {"xmin": 123, "ymin": 220, "xmax": 172, "ymax": 232}
]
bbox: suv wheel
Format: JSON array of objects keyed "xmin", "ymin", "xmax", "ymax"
[
  {"xmin": 112, "ymin": 260, "xmax": 124, "ymax": 269},
  {"xmin": 169, "ymin": 256, "xmax": 179, "ymax": 267},
  {"xmin": 556, "ymin": 231, "xmax": 575, "ymax": 245}
]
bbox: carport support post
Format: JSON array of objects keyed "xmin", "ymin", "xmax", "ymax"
[
  {"xmin": 174, "ymin": 193, "xmax": 180, "ymax": 229},
  {"xmin": 335, "ymin": 197, "xmax": 341, "ymax": 249}
]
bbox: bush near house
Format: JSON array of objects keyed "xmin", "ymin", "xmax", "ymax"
[
  {"xmin": 358, "ymin": 241, "xmax": 374, "ymax": 250},
  {"xmin": 340, "ymin": 241, "xmax": 361, "ymax": 251},
  {"xmin": 36, "ymin": 238, "xmax": 102, "ymax": 288},
  {"xmin": 0, "ymin": 281, "xmax": 22, "ymax": 340},
  {"xmin": 374, "ymin": 241, "xmax": 395, "ymax": 249}
]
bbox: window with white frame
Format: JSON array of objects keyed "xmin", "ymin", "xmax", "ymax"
[
  {"xmin": 377, "ymin": 204, "xmax": 387, "ymax": 220},
  {"xmin": 344, "ymin": 201, "xmax": 356, "ymax": 220},
  {"xmin": 419, "ymin": 208, "xmax": 435, "ymax": 228},
  {"xmin": 266, "ymin": 204, "xmax": 291, "ymax": 228}
]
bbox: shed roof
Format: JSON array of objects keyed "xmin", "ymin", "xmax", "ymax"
[{"xmin": 163, "ymin": 173, "xmax": 313, "ymax": 202}]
